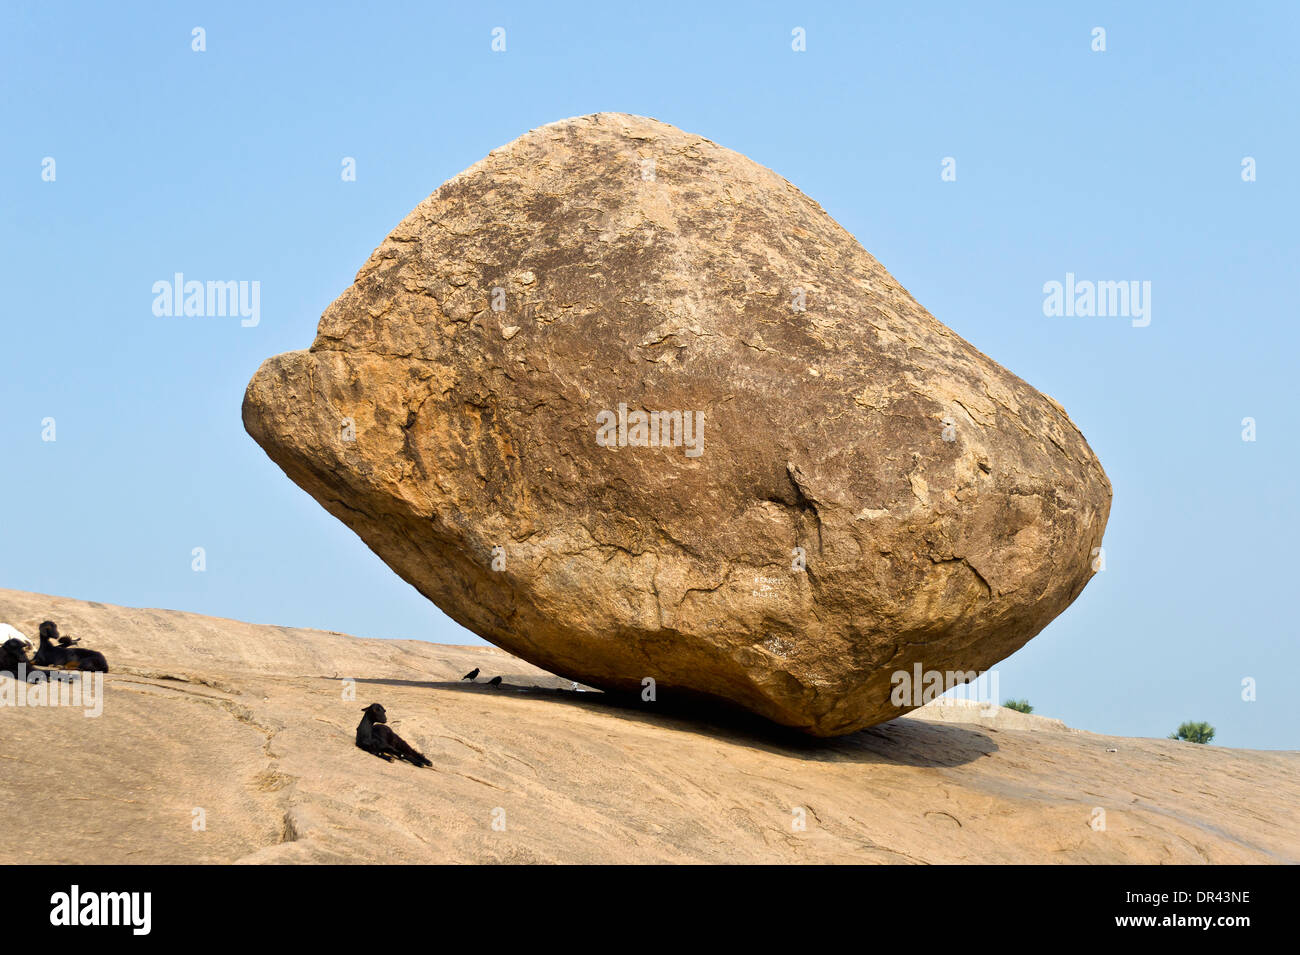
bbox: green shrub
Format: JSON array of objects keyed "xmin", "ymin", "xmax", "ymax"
[
  {"xmin": 1168, "ymin": 721, "xmax": 1215, "ymax": 744},
  {"xmin": 1002, "ymin": 699, "xmax": 1033, "ymax": 714}
]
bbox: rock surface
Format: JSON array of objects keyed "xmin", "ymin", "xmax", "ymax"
[
  {"xmin": 242, "ymin": 113, "xmax": 1111, "ymax": 736},
  {"xmin": 1, "ymin": 590, "xmax": 1295, "ymax": 865}
]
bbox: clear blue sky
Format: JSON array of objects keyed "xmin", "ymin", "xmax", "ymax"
[{"xmin": 3, "ymin": 2, "xmax": 1296, "ymax": 748}]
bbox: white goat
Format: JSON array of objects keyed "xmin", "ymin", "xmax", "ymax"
[{"xmin": 0, "ymin": 623, "xmax": 32, "ymax": 649}]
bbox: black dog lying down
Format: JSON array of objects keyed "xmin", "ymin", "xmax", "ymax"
[
  {"xmin": 34, "ymin": 621, "xmax": 108, "ymax": 673},
  {"xmin": 355, "ymin": 703, "xmax": 432, "ymax": 767}
]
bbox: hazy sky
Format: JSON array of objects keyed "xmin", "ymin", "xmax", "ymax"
[{"xmin": 3, "ymin": 2, "xmax": 1296, "ymax": 748}]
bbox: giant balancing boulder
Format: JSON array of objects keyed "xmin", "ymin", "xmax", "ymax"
[{"xmin": 243, "ymin": 113, "xmax": 1111, "ymax": 736}]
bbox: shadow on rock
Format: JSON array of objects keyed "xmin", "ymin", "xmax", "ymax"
[{"xmin": 348, "ymin": 676, "xmax": 997, "ymax": 769}]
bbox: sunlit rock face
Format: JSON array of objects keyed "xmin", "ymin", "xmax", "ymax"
[{"xmin": 243, "ymin": 113, "xmax": 1111, "ymax": 736}]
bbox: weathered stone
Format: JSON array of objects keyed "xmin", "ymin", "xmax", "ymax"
[{"xmin": 242, "ymin": 113, "xmax": 1111, "ymax": 736}]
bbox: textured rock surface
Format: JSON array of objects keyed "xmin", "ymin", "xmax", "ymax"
[
  {"xmin": 3, "ymin": 590, "xmax": 1295, "ymax": 865},
  {"xmin": 242, "ymin": 113, "xmax": 1111, "ymax": 736}
]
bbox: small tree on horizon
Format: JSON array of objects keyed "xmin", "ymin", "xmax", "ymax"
[
  {"xmin": 1003, "ymin": 699, "xmax": 1033, "ymax": 714},
  {"xmin": 1169, "ymin": 720, "xmax": 1215, "ymax": 744}
]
